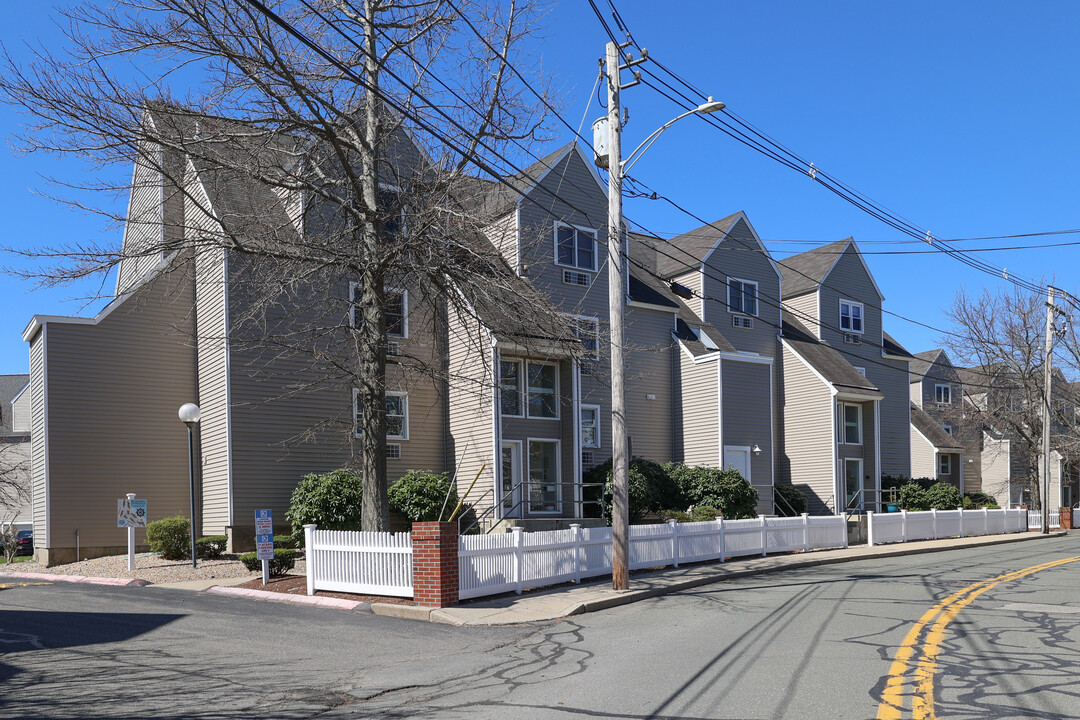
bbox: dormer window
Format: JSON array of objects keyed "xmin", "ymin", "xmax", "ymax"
[
  {"xmin": 839, "ymin": 299, "xmax": 864, "ymax": 334},
  {"xmin": 728, "ymin": 278, "xmax": 758, "ymax": 316},
  {"xmin": 555, "ymin": 223, "xmax": 597, "ymax": 272},
  {"xmin": 935, "ymin": 384, "xmax": 952, "ymax": 404}
]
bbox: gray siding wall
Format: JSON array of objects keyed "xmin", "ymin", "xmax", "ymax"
[
  {"xmin": 29, "ymin": 333, "xmax": 46, "ymax": 544},
  {"xmin": 38, "ymin": 267, "xmax": 197, "ymax": 552},
  {"xmin": 784, "ymin": 292, "xmax": 819, "ymax": 338},
  {"xmin": 116, "ymin": 149, "xmax": 165, "ymax": 295},
  {"xmin": 910, "ymin": 427, "xmax": 937, "ymax": 479},
  {"xmin": 670, "ymin": 269, "xmax": 704, "ymax": 320},
  {"xmin": 700, "ymin": 218, "xmax": 781, "ymax": 357},
  {"xmin": 12, "ymin": 384, "xmax": 30, "ymax": 432},
  {"xmin": 817, "ymin": 247, "xmax": 882, "ymax": 362},
  {"xmin": 780, "ymin": 342, "xmax": 836, "ymax": 514},
  {"xmin": 625, "ymin": 306, "xmax": 676, "ymax": 463},
  {"xmin": 836, "ymin": 399, "xmax": 878, "ymax": 509},
  {"xmin": 872, "ymin": 359, "xmax": 911, "ymax": 478},
  {"xmin": 194, "ymin": 244, "xmax": 231, "ymax": 534},
  {"xmin": 982, "ymin": 435, "xmax": 1012, "ymax": 506},
  {"xmin": 447, "ymin": 306, "xmax": 496, "ymax": 517},
  {"xmin": 679, "ymin": 353, "xmax": 719, "ymax": 467},
  {"xmin": 721, "ymin": 358, "xmax": 774, "ymax": 512}
]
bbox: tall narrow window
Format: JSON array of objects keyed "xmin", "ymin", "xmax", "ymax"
[
  {"xmin": 581, "ymin": 405, "xmax": 601, "ymax": 448},
  {"xmin": 935, "ymin": 384, "xmax": 952, "ymax": 404},
  {"xmin": 555, "ymin": 224, "xmax": 598, "ymax": 272},
  {"xmin": 839, "ymin": 402, "xmax": 862, "ymax": 445},
  {"xmin": 500, "ymin": 360, "xmax": 523, "ymax": 417},
  {"xmin": 353, "ymin": 390, "xmax": 409, "ymax": 440},
  {"xmin": 350, "ymin": 283, "xmax": 407, "ymax": 338},
  {"xmin": 939, "ymin": 454, "xmax": 951, "ymax": 475},
  {"xmin": 527, "ymin": 363, "xmax": 559, "ymax": 419},
  {"xmin": 840, "ymin": 300, "xmax": 864, "ymax": 333},
  {"xmin": 570, "ymin": 316, "xmax": 600, "ymax": 361},
  {"xmin": 728, "ymin": 279, "xmax": 758, "ymax": 316}
]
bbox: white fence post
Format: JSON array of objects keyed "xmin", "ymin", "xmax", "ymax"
[
  {"xmin": 571, "ymin": 524, "xmax": 582, "ymax": 584},
  {"xmin": 512, "ymin": 526, "xmax": 524, "ymax": 595},
  {"xmin": 901, "ymin": 509, "xmax": 908, "ymax": 542},
  {"xmin": 759, "ymin": 515, "xmax": 767, "ymax": 557},
  {"xmin": 867, "ymin": 511, "xmax": 875, "ymax": 547},
  {"xmin": 802, "ymin": 513, "xmax": 810, "ymax": 551},
  {"xmin": 983, "ymin": 507, "xmax": 989, "ymax": 535},
  {"xmin": 668, "ymin": 519, "xmax": 680, "ymax": 568},
  {"xmin": 931, "ymin": 509, "xmax": 938, "ymax": 540},
  {"xmin": 304, "ymin": 524, "xmax": 316, "ymax": 596},
  {"xmin": 717, "ymin": 516, "xmax": 725, "ymax": 563},
  {"xmin": 958, "ymin": 508, "xmax": 965, "ymax": 537}
]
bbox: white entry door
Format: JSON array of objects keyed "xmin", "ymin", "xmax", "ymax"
[
  {"xmin": 500, "ymin": 441, "xmax": 523, "ymax": 518},
  {"xmin": 723, "ymin": 446, "xmax": 751, "ymax": 482}
]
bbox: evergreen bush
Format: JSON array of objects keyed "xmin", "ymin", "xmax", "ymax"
[
  {"xmin": 146, "ymin": 516, "xmax": 191, "ymax": 560},
  {"xmin": 286, "ymin": 469, "xmax": 364, "ymax": 544},
  {"xmin": 774, "ymin": 483, "xmax": 808, "ymax": 517},
  {"xmin": 388, "ymin": 470, "xmax": 456, "ymax": 527},
  {"xmin": 195, "ymin": 535, "xmax": 227, "ymax": 560},
  {"xmin": 665, "ymin": 463, "xmax": 758, "ymax": 519},
  {"xmin": 239, "ymin": 549, "xmax": 297, "ymax": 575}
]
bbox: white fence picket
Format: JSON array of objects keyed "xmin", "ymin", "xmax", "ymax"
[
  {"xmin": 304, "ymin": 527, "xmax": 413, "ymax": 597},
  {"xmin": 868, "ymin": 508, "xmax": 1028, "ymax": 546},
  {"xmin": 1028, "ymin": 510, "xmax": 1061, "ymax": 530}
]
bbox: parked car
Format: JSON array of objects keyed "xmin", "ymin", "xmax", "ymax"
[{"xmin": 5, "ymin": 530, "xmax": 33, "ymax": 557}]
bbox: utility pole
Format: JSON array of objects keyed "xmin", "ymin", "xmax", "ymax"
[
  {"xmin": 605, "ymin": 40, "xmax": 630, "ymax": 590},
  {"xmin": 1041, "ymin": 286, "xmax": 1056, "ymax": 534}
]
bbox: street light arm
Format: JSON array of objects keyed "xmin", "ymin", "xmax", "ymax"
[{"xmin": 619, "ymin": 98, "xmax": 725, "ymax": 176}]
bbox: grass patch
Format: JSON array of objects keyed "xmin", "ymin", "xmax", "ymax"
[{"xmin": 0, "ymin": 555, "xmax": 33, "ymax": 565}]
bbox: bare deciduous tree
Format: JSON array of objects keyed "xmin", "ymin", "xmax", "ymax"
[
  {"xmin": 0, "ymin": 441, "xmax": 31, "ymax": 563},
  {"xmin": 0, "ymin": 0, "xmax": 581, "ymax": 531}
]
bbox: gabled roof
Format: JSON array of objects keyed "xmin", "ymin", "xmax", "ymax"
[
  {"xmin": 882, "ymin": 332, "xmax": 915, "ymax": 360},
  {"xmin": 911, "ymin": 402, "xmax": 964, "ymax": 452},
  {"xmin": 779, "ymin": 238, "xmax": 884, "ymax": 301},
  {"xmin": 656, "ymin": 212, "xmax": 742, "ymax": 278},
  {"xmin": 908, "ymin": 348, "xmax": 947, "ymax": 383},
  {"xmin": 782, "ymin": 312, "xmax": 882, "ymax": 398}
]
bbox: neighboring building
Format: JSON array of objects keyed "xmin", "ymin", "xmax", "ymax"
[
  {"xmin": 908, "ymin": 349, "xmax": 971, "ymax": 491},
  {"xmin": 777, "ymin": 239, "xmax": 912, "ymax": 514},
  {"xmin": 1, "ymin": 373, "xmax": 31, "ymax": 531}
]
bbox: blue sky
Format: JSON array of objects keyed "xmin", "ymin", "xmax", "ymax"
[{"xmin": 1, "ymin": 1, "xmax": 1079, "ymax": 373}]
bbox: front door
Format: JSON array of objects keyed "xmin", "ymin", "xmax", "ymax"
[
  {"xmin": 500, "ymin": 441, "xmax": 523, "ymax": 518},
  {"xmin": 723, "ymin": 446, "xmax": 752, "ymax": 482},
  {"xmin": 844, "ymin": 458, "xmax": 863, "ymax": 511}
]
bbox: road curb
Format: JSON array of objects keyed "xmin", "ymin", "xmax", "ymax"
[
  {"xmin": 0, "ymin": 570, "xmax": 146, "ymax": 587},
  {"xmin": 371, "ymin": 602, "xmax": 432, "ymax": 621},
  {"xmin": 206, "ymin": 585, "xmax": 369, "ymax": 611}
]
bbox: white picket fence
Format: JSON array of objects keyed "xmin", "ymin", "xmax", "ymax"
[
  {"xmin": 303, "ymin": 525, "xmax": 413, "ymax": 597},
  {"xmin": 458, "ymin": 514, "xmax": 848, "ymax": 601},
  {"xmin": 1028, "ymin": 510, "xmax": 1061, "ymax": 530},
  {"xmin": 867, "ymin": 508, "xmax": 1027, "ymax": 546}
]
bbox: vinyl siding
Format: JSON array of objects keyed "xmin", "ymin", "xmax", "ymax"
[
  {"xmin": 115, "ymin": 148, "xmax": 165, "ymax": 295},
  {"xmin": 679, "ymin": 353, "xmax": 719, "ymax": 467},
  {"xmin": 194, "ymin": 244, "xmax": 231, "ymax": 533},
  {"xmin": 982, "ymin": 435, "xmax": 1012, "ymax": 506},
  {"xmin": 484, "ymin": 214, "xmax": 518, "ymax": 270},
  {"xmin": 721, "ymin": 358, "xmax": 774, "ymax": 513},
  {"xmin": 625, "ymin": 306, "xmax": 676, "ymax": 463},
  {"xmin": 39, "ymin": 266, "xmax": 197, "ymax": 550},
  {"xmin": 784, "ymin": 292, "xmax": 819, "ymax": 338},
  {"xmin": 910, "ymin": 426, "xmax": 938, "ymax": 479},
  {"xmin": 12, "ymin": 383, "xmax": 30, "ymax": 432},
  {"xmin": 779, "ymin": 342, "xmax": 836, "ymax": 514},
  {"xmin": 700, "ymin": 218, "xmax": 781, "ymax": 357},
  {"xmin": 871, "ymin": 359, "xmax": 911, "ymax": 478},
  {"xmin": 29, "ymin": 332, "xmax": 46, "ymax": 544},
  {"xmin": 670, "ymin": 269, "xmax": 704, "ymax": 320},
  {"xmin": 447, "ymin": 305, "xmax": 496, "ymax": 517},
  {"xmin": 837, "ymin": 399, "xmax": 878, "ymax": 508}
]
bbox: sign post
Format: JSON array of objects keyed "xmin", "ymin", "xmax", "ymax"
[
  {"xmin": 255, "ymin": 509, "xmax": 274, "ymax": 585},
  {"xmin": 117, "ymin": 494, "xmax": 148, "ymax": 572}
]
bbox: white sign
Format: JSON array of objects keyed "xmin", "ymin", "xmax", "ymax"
[
  {"xmin": 255, "ymin": 509, "xmax": 274, "ymax": 561},
  {"xmin": 118, "ymin": 498, "xmax": 148, "ymax": 528}
]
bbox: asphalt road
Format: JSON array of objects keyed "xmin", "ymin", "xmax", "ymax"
[{"xmin": 2, "ymin": 535, "xmax": 1079, "ymax": 719}]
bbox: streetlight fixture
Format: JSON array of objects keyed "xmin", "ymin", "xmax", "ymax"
[
  {"xmin": 599, "ymin": 38, "xmax": 724, "ymax": 591},
  {"xmin": 178, "ymin": 402, "xmax": 201, "ymax": 569}
]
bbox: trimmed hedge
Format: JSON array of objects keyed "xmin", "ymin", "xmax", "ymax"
[
  {"xmin": 239, "ymin": 548, "xmax": 297, "ymax": 575},
  {"xmin": 195, "ymin": 535, "xmax": 227, "ymax": 560},
  {"xmin": 146, "ymin": 516, "xmax": 191, "ymax": 560},
  {"xmin": 286, "ymin": 469, "xmax": 364, "ymax": 544},
  {"xmin": 388, "ymin": 470, "xmax": 456, "ymax": 526},
  {"xmin": 664, "ymin": 463, "xmax": 758, "ymax": 519},
  {"xmin": 662, "ymin": 505, "xmax": 721, "ymax": 523},
  {"xmin": 273, "ymin": 534, "xmax": 296, "ymax": 549}
]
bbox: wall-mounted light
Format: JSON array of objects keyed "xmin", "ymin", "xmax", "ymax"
[{"xmin": 752, "ymin": 444, "xmax": 762, "ymax": 456}]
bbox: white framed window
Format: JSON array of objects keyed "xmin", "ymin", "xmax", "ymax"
[
  {"xmin": 499, "ymin": 359, "xmax": 524, "ymax": 417},
  {"xmin": 939, "ymin": 454, "xmax": 951, "ymax": 475},
  {"xmin": 527, "ymin": 362, "xmax": 559, "ymax": 419},
  {"xmin": 839, "ymin": 299, "xmax": 864, "ymax": 334},
  {"xmin": 838, "ymin": 402, "xmax": 862, "ymax": 445},
  {"xmin": 569, "ymin": 315, "xmax": 600, "ymax": 361},
  {"xmin": 581, "ymin": 405, "xmax": 601, "ymax": 448},
  {"xmin": 353, "ymin": 389, "xmax": 408, "ymax": 440},
  {"xmin": 377, "ymin": 187, "xmax": 405, "ymax": 238},
  {"xmin": 854, "ymin": 367, "xmax": 866, "ymax": 377},
  {"xmin": 943, "ymin": 423, "xmax": 953, "ymax": 435},
  {"xmin": 349, "ymin": 282, "xmax": 408, "ymax": 338},
  {"xmin": 727, "ymin": 278, "xmax": 758, "ymax": 316},
  {"xmin": 935, "ymin": 384, "xmax": 952, "ymax": 404},
  {"xmin": 554, "ymin": 222, "xmax": 598, "ymax": 272}
]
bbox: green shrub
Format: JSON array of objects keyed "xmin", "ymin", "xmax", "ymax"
[
  {"xmin": 585, "ymin": 457, "xmax": 672, "ymax": 524},
  {"xmin": 964, "ymin": 492, "xmax": 998, "ymax": 509},
  {"xmin": 388, "ymin": 470, "xmax": 456, "ymax": 527},
  {"xmin": 286, "ymin": 469, "xmax": 365, "ymax": 544},
  {"xmin": 239, "ymin": 549, "xmax": 297, "ymax": 575},
  {"xmin": 925, "ymin": 482, "xmax": 963, "ymax": 510},
  {"xmin": 774, "ymin": 483, "xmax": 808, "ymax": 517},
  {"xmin": 899, "ymin": 483, "xmax": 929, "ymax": 511},
  {"xmin": 146, "ymin": 516, "xmax": 191, "ymax": 560},
  {"xmin": 273, "ymin": 534, "xmax": 296, "ymax": 549},
  {"xmin": 665, "ymin": 463, "xmax": 758, "ymax": 519},
  {"xmin": 662, "ymin": 505, "xmax": 721, "ymax": 523},
  {"xmin": 195, "ymin": 535, "xmax": 226, "ymax": 560}
]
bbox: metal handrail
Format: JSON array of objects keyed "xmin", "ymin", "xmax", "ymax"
[
  {"xmin": 459, "ymin": 480, "xmax": 607, "ymax": 535},
  {"xmin": 773, "ymin": 488, "xmax": 801, "ymax": 517},
  {"xmin": 844, "ymin": 489, "xmax": 865, "ymax": 520}
]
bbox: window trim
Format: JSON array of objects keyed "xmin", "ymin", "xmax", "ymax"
[
  {"xmin": 567, "ymin": 314, "xmax": 601, "ymax": 361},
  {"xmin": 854, "ymin": 367, "xmax": 866, "ymax": 377},
  {"xmin": 839, "ymin": 299, "xmax": 865, "ymax": 334},
  {"xmin": 838, "ymin": 401, "xmax": 862, "ymax": 445},
  {"xmin": 942, "ymin": 423, "xmax": 953, "ymax": 435},
  {"xmin": 353, "ymin": 389, "xmax": 409, "ymax": 441},
  {"xmin": 580, "ymin": 404, "xmax": 601, "ymax": 449},
  {"xmin": 939, "ymin": 454, "xmax": 952, "ymax": 475},
  {"xmin": 499, "ymin": 358, "xmax": 525, "ymax": 418},
  {"xmin": 935, "ymin": 383, "xmax": 952, "ymax": 404},
  {"xmin": 526, "ymin": 437, "xmax": 562, "ymax": 515},
  {"xmin": 526, "ymin": 361, "xmax": 561, "ymax": 420},
  {"xmin": 348, "ymin": 281, "xmax": 408, "ymax": 339},
  {"xmin": 727, "ymin": 277, "xmax": 759, "ymax": 317},
  {"xmin": 553, "ymin": 221, "xmax": 599, "ymax": 273}
]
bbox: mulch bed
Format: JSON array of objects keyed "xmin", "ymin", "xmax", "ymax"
[{"xmin": 233, "ymin": 573, "xmax": 415, "ymax": 606}]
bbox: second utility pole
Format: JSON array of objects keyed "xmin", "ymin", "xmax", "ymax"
[
  {"xmin": 605, "ymin": 39, "xmax": 629, "ymax": 590},
  {"xmin": 1041, "ymin": 286, "xmax": 1056, "ymax": 535}
]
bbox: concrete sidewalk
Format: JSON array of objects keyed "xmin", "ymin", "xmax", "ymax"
[{"xmin": 380, "ymin": 530, "xmax": 1069, "ymax": 626}]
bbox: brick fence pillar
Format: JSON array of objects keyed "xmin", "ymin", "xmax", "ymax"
[
  {"xmin": 412, "ymin": 521, "xmax": 459, "ymax": 607},
  {"xmin": 1060, "ymin": 507, "xmax": 1073, "ymax": 531}
]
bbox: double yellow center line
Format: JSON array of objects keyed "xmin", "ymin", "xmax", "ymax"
[{"xmin": 876, "ymin": 555, "xmax": 1080, "ymax": 719}]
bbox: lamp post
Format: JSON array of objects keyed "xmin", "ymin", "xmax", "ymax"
[
  {"xmin": 599, "ymin": 39, "xmax": 724, "ymax": 590},
  {"xmin": 178, "ymin": 403, "xmax": 201, "ymax": 568}
]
